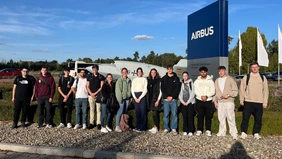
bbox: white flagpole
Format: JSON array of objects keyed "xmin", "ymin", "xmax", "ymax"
[
  {"xmin": 239, "ymin": 30, "xmax": 241, "ymax": 75},
  {"xmin": 279, "ymin": 24, "xmax": 281, "ymax": 86}
]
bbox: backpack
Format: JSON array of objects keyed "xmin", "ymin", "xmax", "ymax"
[
  {"xmin": 181, "ymin": 80, "xmax": 192, "ymax": 91},
  {"xmin": 119, "ymin": 114, "xmax": 129, "ymax": 132},
  {"xmin": 245, "ymin": 73, "xmax": 264, "ymax": 91}
]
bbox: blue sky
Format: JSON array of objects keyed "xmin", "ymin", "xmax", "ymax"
[{"xmin": 0, "ymin": 0, "xmax": 281, "ymax": 63}]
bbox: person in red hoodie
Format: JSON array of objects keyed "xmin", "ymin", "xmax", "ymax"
[{"xmin": 34, "ymin": 66, "xmax": 55, "ymax": 128}]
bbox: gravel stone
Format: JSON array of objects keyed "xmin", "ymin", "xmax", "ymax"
[{"xmin": 0, "ymin": 122, "xmax": 282, "ymax": 158}]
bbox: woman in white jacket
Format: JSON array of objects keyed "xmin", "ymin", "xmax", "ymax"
[{"xmin": 179, "ymin": 72, "xmax": 195, "ymax": 136}]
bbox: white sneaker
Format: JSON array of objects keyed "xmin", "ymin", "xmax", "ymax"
[
  {"xmin": 115, "ymin": 126, "xmax": 122, "ymax": 132},
  {"xmin": 74, "ymin": 124, "xmax": 81, "ymax": 129},
  {"xmin": 188, "ymin": 132, "xmax": 193, "ymax": 136},
  {"xmin": 67, "ymin": 123, "xmax": 72, "ymax": 128},
  {"xmin": 163, "ymin": 129, "xmax": 169, "ymax": 134},
  {"xmin": 216, "ymin": 133, "xmax": 226, "ymax": 137},
  {"xmin": 171, "ymin": 129, "xmax": 178, "ymax": 135},
  {"xmin": 46, "ymin": 124, "xmax": 52, "ymax": 128},
  {"xmin": 82, "ymin": 124, "xmax": 87, "ymax": 129},
  {"xmin": 232, "ymin": 135, "xmax": 238, "ymax": 140},
  {"xmin": 240, "ymin": 132, "xmax": 248, "ymax": 139},
  {"xmin": 196, "ymin": 131, "xmax": 202, "ymax": 136},
  {"xmin": 206, "ymin": 130, "xmax": 212, "ymax": 137},
  {"xmin": 101, "ymin": 127, "xmax": 108, "ymax": 133},
  {"xmin": 183, "ymin": 132, "xmax": 188, "ymax": 136},
  {"xmin": 106, "ymin": 126, "xmax": 112, "ymax": 132},
  {"xmin": 254, "ymin": 133, "xmax": 261, "ymax": 140},
  {"xmin": 149, "ymin": 127, "xmax": 158, "ymax": 134},
  {"xmin": 57, "ymin": 123, "xmax": 65, "ymax": 128}
]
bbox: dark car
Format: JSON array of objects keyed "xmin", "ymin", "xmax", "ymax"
[
  {"xmin": 0, "ymin": 68, "xmax": 21, "ymax": 78},
  {"xmin": 260, "ymin": 72, "xmax": 272, "ymax": 80},
  {"xmin": 271, "ymin": 72, "xmax": 282, "ymax": 81},
  {"xmin": 233, "ymin": 75, "xmax": 244, "ymax": 82}
]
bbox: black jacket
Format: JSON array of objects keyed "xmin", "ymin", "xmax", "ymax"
[
  {"xmin": 161, "ymin": 72, "xmax": 181, "ymax": 99},
  {"xmin": 101, "ymin": 82, "xmax": 115, "ymax": 104},
  {"xmin": 147, "ymin": 78, "xmax": 161, "ymax": 111}
]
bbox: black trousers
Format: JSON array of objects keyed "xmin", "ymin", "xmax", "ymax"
[
  {"xmin": 58, "ymin": 96, "xmax": 73, "ymax": 125},
  {"xmin": 14, "ymin": 98, "xmax": 29, "ymax": 124},
  {"xmin": 181, "ymin": 103, "xmax": 195, "ymax": 133},
  {"xmin": 152, "ymin": 110, "xmax": 159, "ymax": 129},
  {"xmin": 196, "ymin": 99, "xmax": 213, "ymax": 132},
  {"xmin": 241, "ymin": 101, "xmax": 263, "ymax": 134},
  {"xmin": 37, "ymin": 96, "xmax": 52, "ymax": 125}
]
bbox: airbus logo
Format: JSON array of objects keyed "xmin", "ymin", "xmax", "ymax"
[{"xmin": 191, "ymin": 26, "xmax": 214, "ymax": 40}]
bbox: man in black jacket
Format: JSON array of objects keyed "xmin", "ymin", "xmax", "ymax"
[{"xmin": 161, "ymin": 65, "xmax": 181, "ymax": 135}]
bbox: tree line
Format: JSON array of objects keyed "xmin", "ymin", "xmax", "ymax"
[{"xmin": 0, "ymin": 52, "xmax": 185, "ymax": 71}]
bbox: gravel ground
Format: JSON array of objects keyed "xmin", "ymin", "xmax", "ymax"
[{"xmin": 1, "ymin": 121, "xmax": 282, "ymax": 159}]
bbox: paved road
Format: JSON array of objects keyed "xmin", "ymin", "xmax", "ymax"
[{"xmin": 0, "ymin": 150, "xmax": 87, "ymax": 159}]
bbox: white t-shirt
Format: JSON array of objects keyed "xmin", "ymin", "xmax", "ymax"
[
  {"xmin": 72, "ymin": 78, "xmax": 88, "ymax": 98},
  {"xmin": 218, "ymin": 77, "xmax": 227, "ymax": 93}
]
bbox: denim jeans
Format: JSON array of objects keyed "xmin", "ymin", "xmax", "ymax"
[
  {"xmin": 101, "ymin": 103, "xmax": 111, "ymax": 127},
  {"xmin": 163, "ymin": 99, "xmax": 178, "ymax": 130},
  {"xmin": 116, "ymin": 99, "xmax": 129, "ymax": 126},
  {"xmin": 75, "ymin": 98, "xmax": 88, "ymax": 125}
]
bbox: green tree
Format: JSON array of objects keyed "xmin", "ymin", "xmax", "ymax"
[
  {"xmin": 133, "ymin": 51, "xmax": 139, "ymax": 61},
  {"xmin": 82, "ymin": 57, "xmax": 93, "ymax": 63}
]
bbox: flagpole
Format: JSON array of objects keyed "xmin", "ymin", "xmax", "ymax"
[{"xmin": 279, "ymin": 24, "xmax": 280, "ymax": 86}]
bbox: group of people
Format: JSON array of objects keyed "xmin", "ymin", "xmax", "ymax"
[{"xmin": 12, "ymin": 62, "xmax": 268, "ymax": 140}]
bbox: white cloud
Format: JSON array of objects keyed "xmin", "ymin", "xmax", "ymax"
[
  {"xmin": 32, "ymin": 49, "xmax": 50, "ymax": 53},
  {"xmin": 132, "ymin": 35, "xmax": 154, "ymax": 40},
  {"xmin": 164, "ymin": 37, "xmax": 175, "ymax": 40},
  {"xmin": 0, "ymin": 24, "xmax": 50, "ymax": 35},
  {"xmin": 180, "ymin": 43, "xmax": 187, "ymax": 47}
]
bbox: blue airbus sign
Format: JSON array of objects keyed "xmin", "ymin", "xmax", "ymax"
[
  {"xmin": 187, "ymin": 0, "xmax": 228, "ymax": 79},
  {"xmin": 187, "ymin": 0, "xmax": 228, "ymax": 59}
]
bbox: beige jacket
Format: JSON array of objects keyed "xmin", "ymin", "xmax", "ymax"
[
  {"xmin": 239, "ymin": 73, "xmax": 269, "ymax": 105},
  {"xmin": 213, "ymin": 76, "xmax": 238, "ymax": 103}
]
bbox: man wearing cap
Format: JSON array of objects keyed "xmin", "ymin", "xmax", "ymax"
[
  {"xmin": 86, "ymin": 64, "xmax": 105, "ymax": 130},
  {"xmin": 57, "ymin": 67, "xmax": 75, "ymax": 128}
]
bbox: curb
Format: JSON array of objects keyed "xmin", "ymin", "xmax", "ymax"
[{"xmin": 0, "ymin": 143, "xmax": 192, "ymax": 159}]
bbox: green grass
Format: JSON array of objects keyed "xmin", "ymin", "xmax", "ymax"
[{"xmin": 1, "ymin": 80, "xmax": 282, "ymax": 135}]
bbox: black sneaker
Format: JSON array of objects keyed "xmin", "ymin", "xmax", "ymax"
[
  {"xmin": 21, "ymin": 122, "xmax": 26, "ymax": 128},
  {"xmin": 37, "ymin": 125, "xmax": 43, "ymax": 128},
  {"xmin": 97, "ymin": 124, "xmax": 101, "ymax": 130},
  {"xmin": 11, "ymin": 123, "xmax": 17, "ymax": 129},
  {"xmin": 88, "ymin": 124, "xmax": 95, "ymax": 129}
]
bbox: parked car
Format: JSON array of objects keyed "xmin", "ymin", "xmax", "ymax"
[
  {"xmin": 0, "ymin": 68, "xmax": 21, "ymax": 78},
  {"xmin": 271, "ymin": 72, "xmax": 282, "ymax": 81},
  {"xmin": 260, "ymin": 72, "xmax": 272, "ymax": 80},
  {"xmin": 233, "ymin": 75, "xmax": 244, "ymax": 82}
]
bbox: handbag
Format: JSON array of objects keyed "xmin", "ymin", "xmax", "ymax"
[{"xmin": 96, "ymin": 92, "xmax": 104, "ymax": 103}]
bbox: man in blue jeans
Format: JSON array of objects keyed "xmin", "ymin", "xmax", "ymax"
[
  {"xmin": 161, "ymin": 65, "xmax": 181, "ymax": 135},
  {"xmin": 71, "ymin": 69, "xmax": 88, "ymax": 130}
]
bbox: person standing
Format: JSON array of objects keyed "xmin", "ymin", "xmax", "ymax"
[
  {"xmin": 194, "ymin": 66, "xmax": 215, "ymax": 136},
  {"xmin": 214, "ymin": 66, "xmax": 238, "ymax": 140},
  {"xmin": 161, "ymin": 65, "xmax": 181, "ymax": 135},
  {"xmin": 72, "ymin": 69, "xmax": 88, "ymax": 130},
  {"xmin": 179, "ymin": 71, "xmax": 195, "ymax": 136},
  {"xmin": 12, "ymin": 67, "xmax": 35, "ymax": 128},
  {"xmin": 115, "ymin": 68, "xmax": 131, "ymax": 132},
  {"xmin": 147, "ymin": 68, "xmax": 162, "ymax": 134},
  {"xmin": 100, "ymin": 73, "xmax": 115, "ymax": 133},
  {"xmin": 86, "ymin": 64, "xmax": 105, "ymax": 130},
  {"xmin": 57, "ymin": 67, "xmax": 75, "ymax": 128},
  {"xmin": 34, "ymin": 66, "xmax": 55, "ymax": 128},
  {"xmin": 131, "ymin": 67, "xmax": 148, "ymax": 132},
  {"xmin": 239, "ymin": 62, "xmax": 269, "ymax": 139}
]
